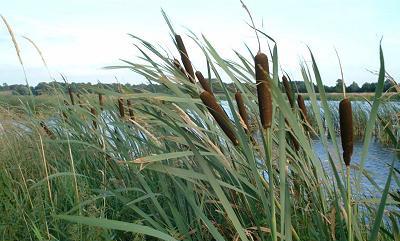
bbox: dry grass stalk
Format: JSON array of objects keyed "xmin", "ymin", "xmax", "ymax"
[
  {"xmin": 339, "ymin": 98, "xmax": 353, "ymax": 166},
  {"xmin": 200, "ymin": 91, "xmax": 238, "ymax": 145},
  {"xmin": 235, "ymin": 91, "xmax": 250, "ymax": 131},
  {"xmin": 195, "ymin": 71, "xmax": 212, "ymax": 93},
  {"xmin": 118, "ymin": 97, "xmax": 125, "ymax": 118},
  {"xmin": 90, "ymin": 107, "xmax": 97, "ymax": 129},
  {"xmin": 127, "ymin": 99, "xmax": 135, "ymax": 120},
  {"xmin": 282, "ymin": 75, "xmax": 294, "ymax": 108},
  {"xmin": 175, "ymin": 34, "xmax": 195, "ymax": 83},
  {"xmin": 255, "ymin": 52, "xmax": 272, "ymax": 129}
]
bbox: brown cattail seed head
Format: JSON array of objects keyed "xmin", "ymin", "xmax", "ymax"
[
  {"xmin": 118, "ymin": 97, "xmax": 125, "ymax": 118},
  {"xmin": 90, "ymin": 107, "xmax": 97, "ymax": 129},
  {"xmin": 200, "ymin": 91, "xmax": 238, "ymax": 145},
  {"xmin": 339, "ymin": 98, "xmax": 353, "ymax": 166},
  {"xmin": 173, "ymin": 58, "xmax": 187, "ymax": 77},
  {"xmin": 175, "ymin": 35, "xmax": 195, "ymax": 83},
  {"xmin": 255, "ymin": 52, "xmax": 272, "ymax": 129},
  {"xmin": 282, "ymin": 75, "xmax": 294, "ymax": 108},
  {"xmin": 68, "ymin": 86, "xmax": 75, "ymax": 105},
  {"xmin": 40, "ymin": 121, "xmax": 54, "ymax": 139},
  {"xmin": 127, "ymin": 99, "xmax": 135, "ymax": 120},
  {"xmin": 195, "ymin": 71, "xmax": 212, "ymax": 93},
  {"xmin": 297, "ymin": 95, "xmax": 309, "ymax": 127},
  {"xmin": 235, "ymin": 91, "xmax": 250, "ymax": 131},
  {"xmin": 98, "ymin": 93, "xmax": 104, "ymax": 109}
]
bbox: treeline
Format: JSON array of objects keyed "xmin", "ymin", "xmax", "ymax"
[{"xmin": 0, "ymin": 78, "xmax": 396, "ymax": 96}]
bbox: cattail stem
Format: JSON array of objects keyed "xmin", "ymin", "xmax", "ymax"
[
  {"xmin": 196, "ymin": 71, "xmax": 213, "ymax": 94},
  {"xmin": 173, "ymin": 58, "xmax": 187, "ymax": 77},
  {"xmin": 175, "ymin": 35, "xmax": 195, "ymax": 83},
  {"xmin": 346, "ymin": 166, "xmax": 352, "ymax": 241},
  {"xmin": 200, "ymin": 91, "xmax": 238, "ymax": 146},
  {"xmin": 127, "ymin": 99, "xmax": 135, "ymax": 120},
  {"xmin": 118, "ymin": 97, "xmax": 125, "ymax": 118},
  {"xmin": 264, "ymin": 128, "xmax": 277, "ymax": 241},
  {"xmin": 255, "ymin": 52, "xmax": 272, "ymax": 129}
]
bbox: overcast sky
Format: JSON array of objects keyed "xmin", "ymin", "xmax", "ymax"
[{"xmin": 0, "ymin": 0, "xmax": 399, "ymax": 86}]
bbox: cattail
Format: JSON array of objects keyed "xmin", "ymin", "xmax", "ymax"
[
  {"xmin": 175, "ymin": 34, "xmax": 195, "ymax": 83},
  {"xmin": 255, "ymin": 52, "xmax": 272, "ymax": 129},
  {"xmin": 282, "ymin": 75, "xmax": 294, "ymax": 108},
  {"xmin": 297, "ymin": 95, "xmax": 309, "ymax": 127},
  {"xmin": 127, "ymin": 99, "xmax": 135, "ymax": 120},
  {"xmin": 339, "ymin": 98, "xmax": 353, "ymax": 166},
  {"xmin": 40, "ymin": 121, "xmax": 54, "ymax": 139},
  {"xmin": 77, "ymin": 93, "xmax": 83, "ymax": 107},
  {"xmin": 195, "ymin": 71, "xmax": 212, "ymax": 93},
  {"xmin": 235, "ymin": 91, "xmax": 250, "ymax": 131},
  {"xmin": 200, "ymin": 91, "xmax": 238, "ymax": 145},
  {"xmin": 118, "ymin": 97, "xmax": 125, "ymax": 118},
  {"xmin": 173, "ymin": 58, "xmax": 187, "ymax": 77},
  {"xmin": 98, "ymin": 93, "xmax": 104, "ymax": 110},
  {"xmin": 90, "ymin": 107, "xmax": 97, "ymax": 129},
  {"xmin": 68, "ymin": 85, "xmax": 75, "ymax": 105}
]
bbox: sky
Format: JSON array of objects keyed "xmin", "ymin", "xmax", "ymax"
[{"xmin": 0, "ymin": 0, "xmax": 399, "ymax": 86}]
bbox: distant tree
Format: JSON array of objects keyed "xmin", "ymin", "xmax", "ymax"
[
  {"xmin": 334, "ymin": 79, "xmax": 344, "ymax": 93},
  {"xmin": 12, "ymin": 85, "xmax": 30, "ymax": 95},
  {"xmin": 347, "ymin": 81, "xmax": 360, "ymax": 93}
]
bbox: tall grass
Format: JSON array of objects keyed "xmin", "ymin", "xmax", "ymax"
[{"xmin": 0, "ymin": 10, "xmax": 399, "ymax": 241}]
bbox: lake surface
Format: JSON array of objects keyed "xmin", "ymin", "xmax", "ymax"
[{"xmin": 313, "ymin": 137, "xmax": 399, "ymax": 194}]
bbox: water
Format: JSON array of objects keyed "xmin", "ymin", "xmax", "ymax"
[{"xmin": 312, "ymin": 137, "xmax": 399, "ymax": 194}]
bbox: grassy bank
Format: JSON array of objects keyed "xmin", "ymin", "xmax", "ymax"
[{"xmin": 1, "ymin": 11, "xmax": 399, "ymax": 241}]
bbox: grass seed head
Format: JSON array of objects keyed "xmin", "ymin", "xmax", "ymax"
[
  {"xmin": 200, "ymin": 91, "xmax": 238, "ymax": 145},
  {"xmin": 339, "ymin": 98, "xmax": 353, "ymax": 166},
  {"xmin": 255, "ymin": 52, "xmax": 272, "ymax": 129}
]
